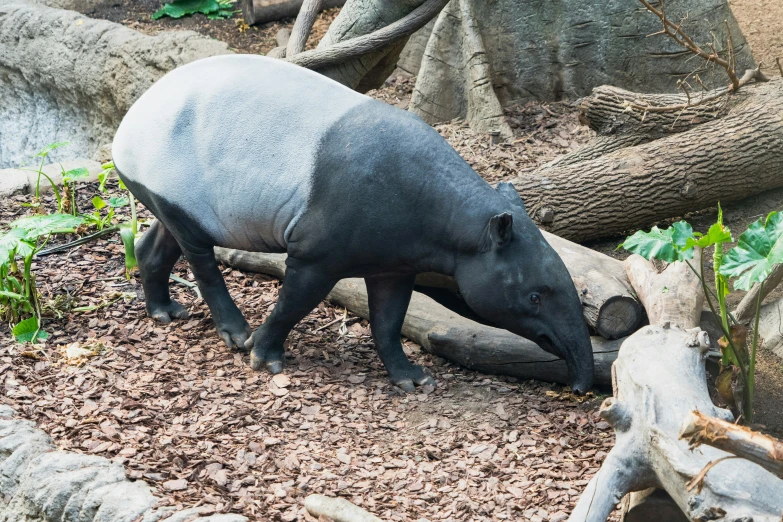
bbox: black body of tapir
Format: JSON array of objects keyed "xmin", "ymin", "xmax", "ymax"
[{"xmin": 112, "ymin": 55, "xmax": 595, "ymax": 393}]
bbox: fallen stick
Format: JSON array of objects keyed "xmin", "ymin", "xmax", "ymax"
[
  {"xmin": 214, "ymin": 248, "xmax": 619, "ymax": 385},
  {"xmin": 304, "ymin": 494, "xmax": 383, "ymax": 522},
  {"xmin": 567, "ymin": 254, "xmax": 783, "ymax": 522},
  {"xmin": 680, "ymin": 410, "xmax": 783, "ymax": 479}
]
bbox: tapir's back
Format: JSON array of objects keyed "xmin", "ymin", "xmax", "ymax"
[{"xmin": 112, "ymin": 55, "xmax": 369, "ymax": 251}]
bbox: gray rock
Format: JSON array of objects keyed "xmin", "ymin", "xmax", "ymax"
[{"xmin": 0, "ymin": 1, "xmax": 231, "ymax": 169}]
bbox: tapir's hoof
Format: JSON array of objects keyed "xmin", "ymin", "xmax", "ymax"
[
  {"xmin": 391, "ymin": 366, "xmax": 436, "ymax": 393},
  {"xmin": 249, "ymin": 345, "xmax": 284, "ymax": 373},
  {"xmin": 218, "ymin": 325, "xmax": 251, "ymax": 352},
  {"xmin": 148, "ymin": 301, "xmax": 190, "ymax": 324}
]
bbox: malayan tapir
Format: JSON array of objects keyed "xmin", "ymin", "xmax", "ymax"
[{"xmin": 112, "ymin": 55, "xmax": 595, "ymax": 393}]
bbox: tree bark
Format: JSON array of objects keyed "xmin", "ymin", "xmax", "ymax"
[
  {"xmin": 680, "ymin": 410, "xmax": 783, "ymax": 479},
  {"xmin": 213, "ymin": 248, "xmax": 618, "ymax": 386},
  {"xmin": 513, "ymin": 79, "xmax": 783, "ymax": 242},
  {"xmin": 568, "ymin": 255, "xmax": 783, "ymax": 522},
  {"xmin": 240, "ymin": 0, "xmax": 345, "ymax": 25}
]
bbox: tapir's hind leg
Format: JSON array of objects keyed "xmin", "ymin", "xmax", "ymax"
[
  {"xmin": 246, "ymin": 262, "xmax": 336, "ymax": 374},
  {"xmin": 136, "ymin": 220, "xmax": 190, "ymax": 323},
  {"xmin": 180, "ymin": 246, "xmax": 252, "ymax": 351},
  {"xmin": 365, "ymin": 274, "xmax": 436, "ymax": 392}
]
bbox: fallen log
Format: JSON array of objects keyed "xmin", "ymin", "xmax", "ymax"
[
  {"xmin": 213, "ymin": 226, "xmax": 643, "ymax": 339},
  {"xmin": 240, "ymin": 0, "xmax": 344, "ymax": 25},
  {"xmin": 757, "ymin": 296, "xmax": 783, "ymax": 360},
  {"xmin": 734, "ymin": 262, "xmax": 783, "ymax": 324},
  {"xmin": 415, "ymin": 230, "xmax": 642, "ymax": 339},
  {"xmin": 680, "ymin": 410, "xmax": 783, "ymax": 479},
  {"xmin": 213, "ymin": 248, "xmax": 619, "ymax": 386},
  {"xmin": 567, "ymin": 254, "xmax": 783, "ymax": 522},
  {"xmin": 514, "ymin": 77, "xmax": 783, "ymax": 242}
]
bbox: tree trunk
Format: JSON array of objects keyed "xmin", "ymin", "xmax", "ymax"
[
  {"xmin": 514, "ymin": 78, "xmax": 783, "ymax": 242},
  {"xmin": 407, "ymin": 0, "xmax": 752, "ymax": 135},
  {"xmin": 568, "ymin": 255, "xmax": 783, "ymax": 522},
  {"xmin": 213, "ymin": 248, "xmax": 619, "ymax": 386},
  {"xmin": 240, "ymin": 0, "xmax": 345, "ymax": 25}
]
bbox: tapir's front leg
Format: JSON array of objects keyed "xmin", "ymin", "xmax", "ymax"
[
  {"xmin": 365, "ymin": 274, "xmax": 436, "ymax": 392},
  {"xmin": 246, "ymin": 263, "xmax": 337, "ymax": 373},
  {"xmin": 181, "ymin": 247, "xmax": 252, "ymax": 350}
]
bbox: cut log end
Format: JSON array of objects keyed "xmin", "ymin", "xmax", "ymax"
[{"xmin": 595, "ymin": 295, "xmax": 644, "ymax": 340}]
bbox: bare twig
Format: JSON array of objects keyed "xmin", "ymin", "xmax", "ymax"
[
  {"xmin": 776, "ymin": 57, "xmax": 783, "ymax": 78},
  {"xmin": 639, "ymin": 0, "xmax": 740, "ymax": 91}
]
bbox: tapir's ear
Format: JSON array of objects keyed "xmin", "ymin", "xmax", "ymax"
[
  {"xmin": 489, "ymin": 212, "xmax": 514, "ymax": 247},
  {"xmin": 495, "ymin": 182, "xmax": 526, "ymax": 212}
]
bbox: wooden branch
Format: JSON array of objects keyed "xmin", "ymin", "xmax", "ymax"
[
  {"xmin": 286, "ymin": 0, "xmax": 323, "ymax": 57},
  {"xmin": 568, "ymin": 256, "xmax": 783, "ymax": 522},
  {"xmin": 213, "ymin": 248, "xmax": 618, "ymax": 386},
  {"xmin": 734, "ymin": 263, "xmax": 783, "ymax": 323},
  {"xmin": 680, "ymin": 410, "xmax": 783, "ymax": 479},
  {"xmin": 638, "ymin": 0, "xmax": 740, "ymax": 91},
  {"xmin": 304, "ymin": 495, "xmax": 383, "ymax": 522},
  {"xmin": 285, "ymin": 0, "xmax": 449, "ymax": 71}
]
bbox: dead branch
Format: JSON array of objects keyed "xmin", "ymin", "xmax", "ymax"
[
  {"xmin": 639, "ymin": 0, "xmax": 740, "ymax": 91},
  {"xmin": 287, "ymin": 0, "xmax": 323, "ymax": 57},
  {"xmin": 284, "ymin": 0, "xmax": 449, "ymax": 70},
  {"xmin": 680, "ymin": 410, "xmax": 783, "ymax": 479},
  {"xmin": 734, "ymin": 263, "xmax": 783, "ymax": 324}
]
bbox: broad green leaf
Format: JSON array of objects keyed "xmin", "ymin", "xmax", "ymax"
[
  {"xmin": 0, "ymin": 290, "xmax": 25, "ymax": 300},
  {"xmin": 92, "ymin": 196, "xmax": 107, "ymax": 210},
  {"xmin": 620, "ymin": 221, "xmax": 695, "ymax": 262},
  {"xmin": 720, "ymin": 211, "xmax": 783, "ymax": 290},
  {"xmin": 0, "ymin": 228, "xmax": 28, "ymax": 263},
  {"xmin": 101, "ymin": 161, "xmax": 115, "ymax": 170},
  {"xmin": 152, "ymin": 0, "xmax": 220, "ymax": 19},
  {"xmin": 35, "ymin": 142, "xmax": 68, "ymax": 157},
  {"xmin": 12, "ymin": 317, "xmax": 49, "ymax": 343},
  {"xmin": 62, "ymin": 167, "xmax": 91, "ymax": 182},
  {"xmin": 10, "ymin": 213, "xmax": 85, "ymax": 237},
  {"xmin": 108, "ymin": 196, "xmax": 129, "ymax": 208}
]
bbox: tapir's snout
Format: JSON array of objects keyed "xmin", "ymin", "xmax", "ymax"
[{"xmin": 557, "ymin": 332, "xmax": 595, "ymax": 395}]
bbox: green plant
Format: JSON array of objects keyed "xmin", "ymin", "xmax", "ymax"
[
  {"xmin": 621, "ymin": 206, "xmax": 782, "ymax": 423},
  {"xmin": 0, "ymin": 213, "xmax": 85, "ymax": 342},
  {"xmin": 20, "ymin": 142, "xmax": 69, "ymax": 214},
  {"xmin": 99, "ymin": 162, "xmax": 138, "ymax": 277},
  {"xmin": 152, "ymin": 0, "xmax": 236, "ymax": 20},
  {"xmin": 61, "ymin": 166, "xmax": 92, "ymax": 215}
]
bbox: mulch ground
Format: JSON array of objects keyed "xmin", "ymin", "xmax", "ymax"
[{"xmin": 0, "ymin": 183, "xmax": 613, "ymax": 521}]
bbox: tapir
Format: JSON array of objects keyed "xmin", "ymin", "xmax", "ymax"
[{"xmin": 112, "ymin": 55, "xmax": 595, "ymax": 393}]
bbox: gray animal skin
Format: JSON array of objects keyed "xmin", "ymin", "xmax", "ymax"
[{"xmin": 112, "ymin": 55, "xmax": 594, "ymax": 393}]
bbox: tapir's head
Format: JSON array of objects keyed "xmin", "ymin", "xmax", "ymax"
[{"xmin": 453, "ymin": 182, "xmax": 594, "ymax": 394}]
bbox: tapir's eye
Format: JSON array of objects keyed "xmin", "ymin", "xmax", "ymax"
[{"xmin": 529, "ymin": 293, "xmax": 541, "ymax": 305}]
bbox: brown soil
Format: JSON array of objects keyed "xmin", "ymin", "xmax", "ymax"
[{"xmin": 0, "ymin": 185, "xmax": 612, "ymax": 521}]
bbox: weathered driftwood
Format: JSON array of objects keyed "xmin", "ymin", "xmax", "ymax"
[
  {"xmin": 680, "ymin": 410, "xmax": 783, "ymax": 479},
  {"xmin": 304, "ymin": 495, "xmax": 382, "ymax": 522},
  {"xmin": 213, "ymin": 248, "xmax": 618, "ymax": 386},
  {"xmin": 568, "ymin": 254, "xmax": 783, "ymax": 522},
  {"xmin": 240, "ymin": 0, "xmax": 344, "ymax": 25},
  {"xmin": 513, "ymin": 78, "xmax": 783, "ymax": 242}
]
